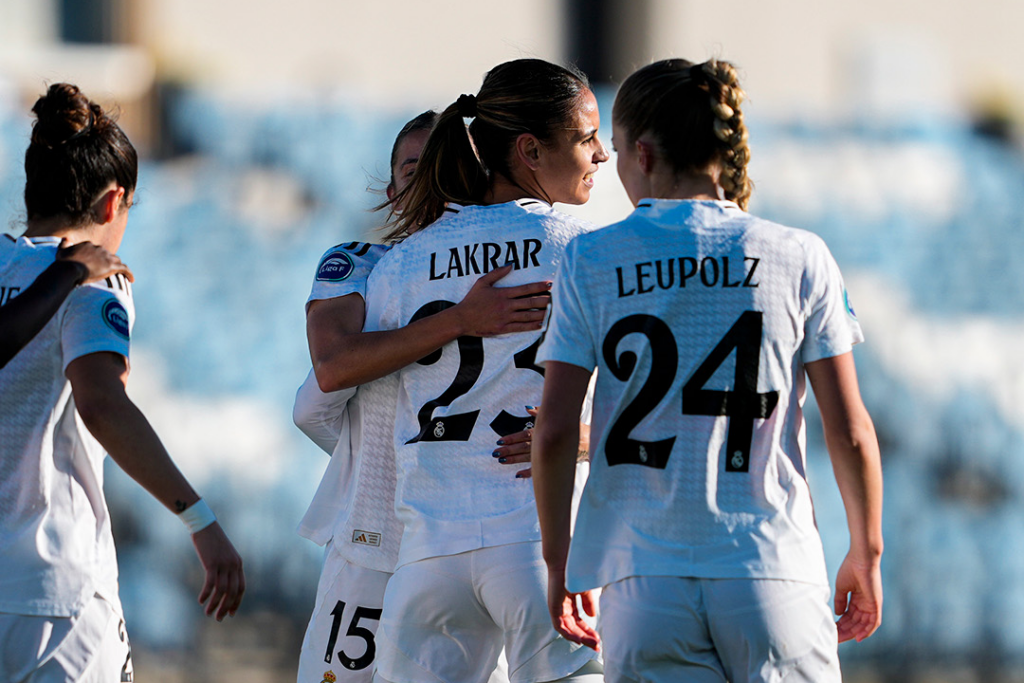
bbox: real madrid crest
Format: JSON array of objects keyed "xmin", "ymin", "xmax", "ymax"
[
  {"xmin": 321, "ymin": 671, "xmax": 337, "ymax": 683},
  {"xmin": 731, "ymin": 451, "xmax": 745, "ymax": 469},
  {"xmin": 433, "ymin": 421, "xmax": 445, "ymax": 438}
]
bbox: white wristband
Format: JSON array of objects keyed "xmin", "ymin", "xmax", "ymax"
[{"xmin": 178, "ymin": 499, "xmax": 216, "ymax": 534}]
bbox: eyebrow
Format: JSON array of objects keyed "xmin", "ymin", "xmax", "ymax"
[{"xmin": 400, "ymin": 156, "xmax": 420, "ymax": 168}]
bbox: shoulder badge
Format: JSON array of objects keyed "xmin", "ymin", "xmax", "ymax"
[
  {"xmin": 843, "ymin": 289, "xmax": 857, "ymax": 320},
  {"xmin": 316, "ymin": 250, "xmax": 355, "ymax": 282},
  {"xmin": 102, "ymin": 299, "xmax": 130, "ymax": 340}
]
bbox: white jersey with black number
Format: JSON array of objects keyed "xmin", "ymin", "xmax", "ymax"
[
  {"xmin": 536, "ymin": 199, "xmax": 864, "ymax": 592},
  {"xmin": 299, "ymin": 241, "xmax": 405, "ymax": 574},
  {"xmin": 0, "ymin": 235, "xmax": 133, "ymax": 617},
  {"xmin": 364, "ymin": 199, "xmax": 596, "ymax": 568}
]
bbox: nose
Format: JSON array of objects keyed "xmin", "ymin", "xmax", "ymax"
[{"xmin": 594, "ymin": 136, "xmax": 610, "ymax": 163}]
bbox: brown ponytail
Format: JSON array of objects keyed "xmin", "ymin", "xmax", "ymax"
[
  {"xmin": 383, "ymin": 59, "xmax": 590, "ymax": 242},
  {"xmin": 614, "ymin": 59, "xmax": 753, "ymax": 210}
]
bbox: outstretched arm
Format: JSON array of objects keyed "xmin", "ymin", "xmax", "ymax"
[
  {"xmin": 0, "ymin": 240, "xmax": 132, "ymax": 368},
  {"xmin": 532, "ymin": 361, "xmax": 600, "ymax": 651},
  {"xmin": 307, "ymin": 264, "xmax": 551, "ymax": 392},
  {"xmin": 67, "ymin": 351, "xmax": 245, "ymax": 621},
  {"xmin": 806, "ymin": 352, "xmax": 883, "ymax": 643}
]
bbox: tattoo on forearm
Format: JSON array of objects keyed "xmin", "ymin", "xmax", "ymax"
[{"xmin": 175, "ymin": 500, "xmax": 187, "ymax": 512}]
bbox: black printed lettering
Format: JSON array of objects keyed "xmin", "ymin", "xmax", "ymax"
[
  {"xmin": 636, "ymin": 262, "xmax": 654, "ymax": 294},
  {"xmin": 616, "ymin": 267, "xmax": 635, "ymax": 298},
  {"xmin": 679, "ymin": 257, "xmax": 698, "ymax": 286},
  {"xmin": 700, "ymin": 257, "xmax": 719, "ymax": 286},
  {"xmin": 743, "ymin": 258, "xmax": 760, "ymax": 287}
]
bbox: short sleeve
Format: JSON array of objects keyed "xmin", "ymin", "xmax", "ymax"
[
  {"xmin": 60, "ymin": 282, "xmax": 134, "ymax": 371},
  {"xmin": 800, "ymin": 236, "xmax": 864, "ymax": 363},
  {"xmin": 536, "ymin": 239, "xmax": 597, "ymax": 372},
  {"xmin": 363, "ymin": 248, "xmax": 399, "ymax": 334},
  {"xmin": 307, "ymin": 242, "xmax": 389, "ymax": 305}
]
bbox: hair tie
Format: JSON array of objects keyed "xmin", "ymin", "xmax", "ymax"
[
  {"xmin": 688, "ymin": 63, "xmax": 705, "ymax": 83},
  {"xmin": 62, "ymin": 110, "xmax": 96, "ymax": 146},
  {"xmin": 456, "ymin": 93, "xmax": 478, "ymax": 118}
]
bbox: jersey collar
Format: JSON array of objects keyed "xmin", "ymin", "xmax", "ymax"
[{"xmin": 634, "ymin": 198, "xmax": 743, "ymax": 225}]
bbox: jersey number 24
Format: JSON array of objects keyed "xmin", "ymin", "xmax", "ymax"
[{"xmin": 603, "ymin": 310, "xmax": 779, "ymax": 472}]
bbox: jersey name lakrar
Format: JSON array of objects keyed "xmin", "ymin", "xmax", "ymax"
[
  {"xmin": 536, "ymin": 199, "xmax": 863, "ymax": 592},
  {"xmin": 300, "ymin": 241, "xmax": 405, "ymax": 573},
  {"xmin": 364, "ymin": 200, "xmax": 596, "ymax": 567},
  {"xmin": 0, "ymin": 235, "xmax": 133, "ymax": 616}
]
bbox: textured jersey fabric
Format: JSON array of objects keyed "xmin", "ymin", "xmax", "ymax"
[
  {"xmin": 297, "ymin": 241, "xmax": 404, "ymax": 573},
  {"xmin": 364, "ymin": 199, "xmax": 596, "ymax": 568},
  {"xmin": 536, "ymin": 199, "xmax": 863, "ymax": 592},
  {"xmin": 0, "ymin": 235, "xmax": 133, "ymax": 616}
]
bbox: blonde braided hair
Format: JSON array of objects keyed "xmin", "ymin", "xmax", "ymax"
[
  {"xmin": 613, "ymin": 58, "xmax": 753, "ymax": 210},
  {"xmin": 699, "ymin": 60, "xmax": 752, "ymax": 209}
]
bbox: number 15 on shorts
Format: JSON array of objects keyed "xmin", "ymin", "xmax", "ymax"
[{"xmin": 324, "ymin": 601, "xmax": 382, "ymax": 671}]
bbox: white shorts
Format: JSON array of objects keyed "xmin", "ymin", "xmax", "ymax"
[
  {"xmin": 0, "ymin": 593, "xmax": 132, "ymax": 683},
  {"xmin": 376, "ymin": 542, "xmax": 597, "ymax": 683},
  {"xmin": 298, "ymin": 543, "xmax": 393, "ymax": 683},
  {"xmin": 599, "ymin": 576, "xmax": 841, "ymax": 683}
]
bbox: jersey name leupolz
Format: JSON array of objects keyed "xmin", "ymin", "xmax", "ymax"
[
  {"xmin": 616, "ymin": 256, "xmax": 760, "ymax": 298},
  {"xmin": 428, "ymin": 239, "xmax": 543, "ymax": 281}
]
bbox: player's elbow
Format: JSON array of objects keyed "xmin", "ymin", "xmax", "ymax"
[{"xmin": 312, "ymin": 366, "xmax": 345, "ymax": 393}]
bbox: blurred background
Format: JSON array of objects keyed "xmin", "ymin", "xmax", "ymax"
[{"xmin": 2, "ymin": 1, "xmax": 1024, "ymax": 681}]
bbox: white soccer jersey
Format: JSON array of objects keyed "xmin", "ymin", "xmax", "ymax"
[
  {"xmin": 298, "ymin": 241, "xmax": 405, "ymax": 574},
  {"xmin": 536, "ymin": 199, "xmax": 864, "ymax": 592},
  {"xmin": 364, "ymin": 199, "xmax": 596, "ymax": 567},
  {"xmin": 0, "ymin": 234, "xmax": 133, "ymax": 616}
]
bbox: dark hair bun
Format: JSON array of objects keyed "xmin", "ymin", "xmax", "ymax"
[{"xmin": 30, "ymin": 83, "xmax": 100, "ymax": 149}]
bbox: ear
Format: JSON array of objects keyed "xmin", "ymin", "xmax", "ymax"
[
  {"xmin": 95, "ymin": 186, "xmax": 126, "ymax": 225},
  {"xmin": 636, "ymin": 140, "xmax": 656, "ymax": 175},
  {"xmin": 514, "ymin": 133, "xmax": 543, "ymax": 172},
  {"xmin": 386, "ymin": 183, "xmax": 395, "ymax": 201}
]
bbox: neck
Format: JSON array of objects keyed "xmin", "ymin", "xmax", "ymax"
[
  {"xmin": 484, "ymin": 173, "xmax": 550, "ymax": 206},
  {"xmin": 648, "ymin": 170, "xmax": 723, "ymax": 202},
  {"xmin": 24, "ymin": 218, "xmax": 101, "ymax": 246}
]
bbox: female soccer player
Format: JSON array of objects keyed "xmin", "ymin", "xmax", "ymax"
[
  {"xmin": 1, "ymin": 239, "xmax": 132, "ymax": 368},
  {"xmin": 0, "ymin": 83, "xmax": 244, "ymax": 682},
  {"xmin": 294, "ymin": 111, "xmax": 547, "ymax": 683},
  {"xmin": 532, "ymin": 58, "xmax": 883, "ymax": 683},
  {"xmin": 363, "ymin": 58, "xmax": 609, "ymax": 683}
]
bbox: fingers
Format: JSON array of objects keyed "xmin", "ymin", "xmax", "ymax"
[
  {"xmin": 198, "ymin": 569, "xmax": 215, "ymax": 607},
  {"xmin": 192, "ymin": 524, "xmax": 245, "ymax": 621},
  {"xmin": 834, "ymin": 589, "xmax": 849, "ymax": 618},
  {"xmin": 503, "ymin": 279, "xmax": 553, "ymax": 299},
  {"xmin": 579, "ymin": 590, "xmax": 597, "ymax": 618},
  {"xmin": 474, "ymin": 263, "xmax": 514, "ymax": 286},
  {"xmin": 495, "ymin": 320, "xmax": 546, "ymax": 335},
  {"xmin": 836, "ymin": 605, "xmax": 879, "ymax": 643},
  {"xmin": 205, "ymin": 563, "xmax": 231, "ymax": 619},
  {"xmin": 555, "ymin": 614, "xmax": 601, "ymax": 651},
  {"xmin": 508, "ymin": 294, "xmax": 552, "ymax": 311}
]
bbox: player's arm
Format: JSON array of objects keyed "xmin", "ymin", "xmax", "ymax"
[
  {"xmin": 806, "ymin": 351, "xmax": 883, "ymax": 643},
  {"xmin": 532, "ymin": 360, "xmax": 600, "ymax": 651},
  {"xmin": 66, "ymin": 351, "xmax": 245, "ymax": 621},
  {"xmin": 293, "ymin": 367, "xmax": 355, "ymax": 455},
  {"xmin": 307, "ymin": 264, "xmax": 552, "ymax": 392},
  {"xmin": 0, "ymin": 240, "xmax": 132, "ymax": 368}
]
